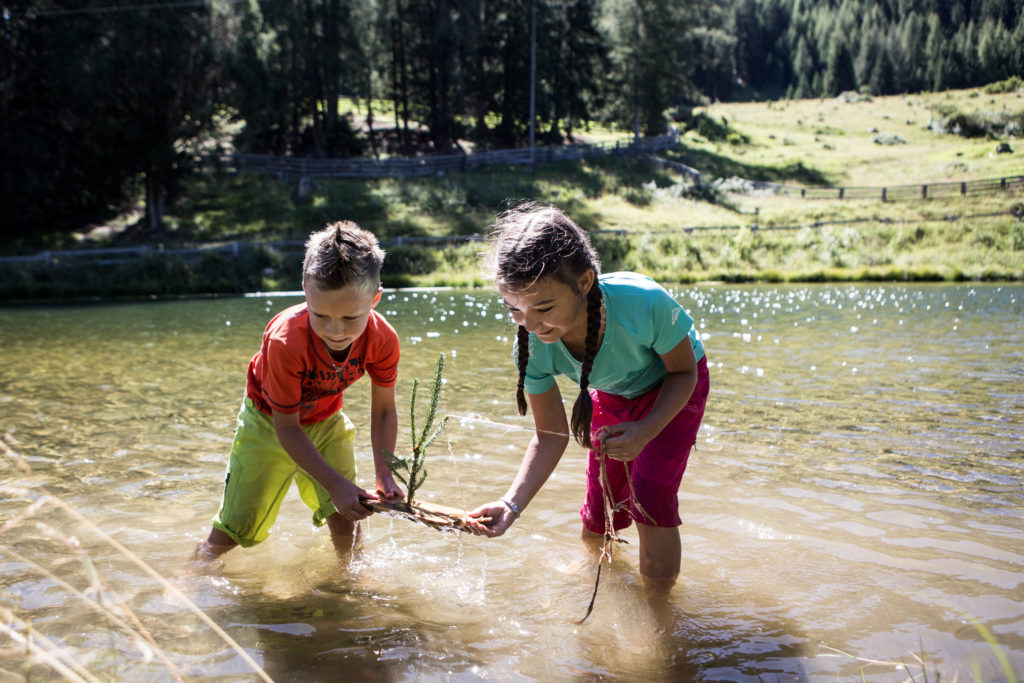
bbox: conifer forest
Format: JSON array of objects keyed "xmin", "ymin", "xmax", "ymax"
[{"xmin": 2, "ymin": 0, "xmax": 1022, "ymax": 236}]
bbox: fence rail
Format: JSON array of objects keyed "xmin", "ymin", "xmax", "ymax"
[
  {"xmin": 728, "ymin": 174, "xmax": 1024, "ymax": 201},
  {"xmin": 224, "ymin": 134, "xmax": 678, "ymax": 179}
]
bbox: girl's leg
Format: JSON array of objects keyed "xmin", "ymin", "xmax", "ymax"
[
  {"xmin": 580, "ymin": 526, "xmax": 604, "ymax": 549},
  {"xmin": 636, "ymin": 522, "xmax": 681, "ymax": 584}
]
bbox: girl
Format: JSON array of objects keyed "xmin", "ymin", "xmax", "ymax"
[{"xmin": 469, "ymin": 205, "xmax": 709, "ymax": 584}]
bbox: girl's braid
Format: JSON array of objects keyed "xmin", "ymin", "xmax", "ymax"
[
  {"xmin": 515, "ymin": 325, "xmax": 530, "ymax": 416},
  {"xmin": 570, "ymin": 283, "xmax": 603, "ymax": 449}
]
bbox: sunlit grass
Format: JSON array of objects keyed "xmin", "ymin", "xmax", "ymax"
[{"xmin": 694, "ymin": 86, "xmax": 1023, "ymax": 187}]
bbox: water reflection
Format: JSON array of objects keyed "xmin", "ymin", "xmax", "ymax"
[{"xmin": 1, "ymin": 284, "xmax": 1022, "ymax": 681}]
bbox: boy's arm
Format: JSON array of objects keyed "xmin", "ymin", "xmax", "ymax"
[
  {"xmin": 369, "ymin": 382, "xmax": 402, "ymax": 499},
  {"xmin": 272, "ymin": 409, "xmax": 376, "ymax": 521}
]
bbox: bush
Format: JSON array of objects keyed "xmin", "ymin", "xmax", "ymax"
[
  {"xmin": 692, "ymin": 113, "xmax": 731, "ymax": 142},
  {"xmin": 591, "ymin": 234, "xmax": 632, "ymax": 272},
  {"xmin": 985, "ymin": 77, "xmax": 1024, "ymax": 94},
  {"xmin": 382, "ymin": 245, "xmax": 439, "ymax": 277},
  {"xmin": 874, "ymin": 133, "xmax": 907, "ymax": 145}
]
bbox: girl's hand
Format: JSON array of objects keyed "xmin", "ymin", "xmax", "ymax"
[
  {"xmin": 598, "ymin": 422, "xmax": 654, "ymax": 462},
  {"xmin": 467, "ymin": 501, "xmax": 516, "ymax": 537},
  {"xmin": 375, "ymin": 471, "xmax": 405, "ymax": 501}
]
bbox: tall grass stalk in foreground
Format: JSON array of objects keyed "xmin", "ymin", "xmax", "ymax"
[
  {"xmin": 0, "ymin": 432, "xmax": 274, "ymax": 682},
  {"xmin": 820, "ymin": 619, "xmax": 1019, "ymax": 683}
]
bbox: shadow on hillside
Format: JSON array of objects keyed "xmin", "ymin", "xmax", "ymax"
[{"xmin": 672, "ymin": 148, "xmax": 833, "ymax": 187}]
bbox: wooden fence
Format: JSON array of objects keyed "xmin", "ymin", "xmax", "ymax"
[
  {"xmin": 757, "ymin": 175, "xmax": 1024, "ymax": 200},
  {"xmin": 650, "ymin": 157, "xmax": 1024, "ymax": 202},
  {"xmin": 223, "ymin": 134, "xmax": 678, "ymax": 179}
]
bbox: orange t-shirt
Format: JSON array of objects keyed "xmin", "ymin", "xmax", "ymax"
[{"xmin": 245, "ymin": 303, "xmax": 399, "ymax": 425}]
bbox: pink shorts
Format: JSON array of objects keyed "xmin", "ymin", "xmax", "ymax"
[{"xmin": 581, "ymin": 356, "xmax": 709, "ymax": 533}]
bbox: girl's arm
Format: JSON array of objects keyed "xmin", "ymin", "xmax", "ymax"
[
  {"xmin": 600, "ymin": 339, "xmax": 698, "ymax": 462},
  {"xmin": 469, "ymin": 384, "xmax": 570, "ymax": 537},
  {"xmin": 272, "ymin": 409, "xmax": 377, "ymax": 521},
  {"xmin": 369, "ymin": 382, "xmax": 402, "ymax": 499}
]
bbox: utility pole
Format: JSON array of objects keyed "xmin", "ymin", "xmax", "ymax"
[
  {"xmin": 529, "ymin": 0, "xmax": 536, "ymax": 162},
  {"xmin": 633, "ymin": 0, "xmax": 640, "ymax": 142}
]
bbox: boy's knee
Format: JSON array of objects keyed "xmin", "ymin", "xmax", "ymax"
[{"xmin": 326, "ymin": 513, "xmax": 357, "ymax": 537}]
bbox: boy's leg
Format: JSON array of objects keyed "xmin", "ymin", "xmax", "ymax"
[
  {"xmin": 207, "ymin": 399, "xmax": 298, "ymax": 551},
  {"xmin": 197, "ymin": 528, "xmax": 239, "ymax": 557},
  {"xmin": 296, "ymin": 409, "xmax": 359, "ymax": 537},
  {"xmin": 325, "ymin": 513, "xmax": 356, "ymax": 537}
]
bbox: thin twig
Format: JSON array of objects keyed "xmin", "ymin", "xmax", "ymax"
[{"xmin": 577, "ymin": 445, "xmax": 626, "ymax": 625}]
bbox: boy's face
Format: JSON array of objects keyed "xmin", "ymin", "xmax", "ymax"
[{"xmin": 303, "ymin": 282, "xmax": 383, "ymax": 353}]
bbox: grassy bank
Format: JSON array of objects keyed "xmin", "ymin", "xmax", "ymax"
[{"xmin": 2, "ymin": 85, "xmax": 1022, "ymax": 300}]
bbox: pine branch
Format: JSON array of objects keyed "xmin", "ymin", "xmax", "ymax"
[
  {"xmin": 418, "ymin": 353, "xmax": 445, "ymax": 447},
  {"xmin": 409, "ymin": 377, "xmax": 419, "ymax": 448},
  {"xmin": 399, "ymin": 352, "xmax": 447, "ymax": 503}
]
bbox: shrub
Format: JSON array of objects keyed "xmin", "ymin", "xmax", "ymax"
[
  {"xmin": 985, "ymin": 77, "xmax": 1024, "ymax": 94},
  {"xmin": 874, "ymin": 133, "xmax": 907, "ymax": 145}
]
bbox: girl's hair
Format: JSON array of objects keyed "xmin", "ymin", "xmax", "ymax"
[
  {"xmin": 489, "ymin": 204, "xmax": 603, "ymax": 449},
  {"xmin": 303, "ymin": 221, "xmax": 384, "ymax": 294}
]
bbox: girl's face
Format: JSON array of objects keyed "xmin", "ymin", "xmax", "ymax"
[
  {"xmin": 303, "ymin": 281, "xmax": 382, "ymax": 353},
  {"xmin": 500, "ymin": 270, "xmax": 595, "ymax": 345}
]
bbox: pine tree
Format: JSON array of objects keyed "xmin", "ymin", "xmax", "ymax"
[
  {"xmin": 869, "ymin": 44, "xmax": 896, "ymax": 94},
  {"xmin": 823, "ymin": 35, "xmax": 856, "ymax": 95}
]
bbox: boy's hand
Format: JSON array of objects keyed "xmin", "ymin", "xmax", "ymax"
[
  {"xmin": 375, "ymin": 471, "xmax": 405, "ymax": 501},
  {"xmin": 329, "ymin": 477, "xmax": 377, "ymax": 522}
]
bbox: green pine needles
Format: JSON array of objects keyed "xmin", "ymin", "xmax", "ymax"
[{"xmin": 384, "ymin": 352, "xmax": 450, "ymax": 504}]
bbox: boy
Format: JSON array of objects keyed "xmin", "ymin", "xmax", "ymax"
[{"xmin": 198, "ymin": 221, "xmax": 403, "ymax": 556}]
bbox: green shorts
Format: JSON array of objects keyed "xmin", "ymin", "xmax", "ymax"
[{"xmin": 212, "ymin": 398, "xmax": 357, "ymax": 547}]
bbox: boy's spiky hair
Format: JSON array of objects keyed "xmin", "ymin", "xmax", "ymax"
[{"xmin": 302, "ymin": 221, "xmax": 385, "ymax": 293}]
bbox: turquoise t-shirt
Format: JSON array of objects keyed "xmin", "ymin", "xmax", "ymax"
[{"xmin": 519, "ymin": 272, "xmax": 705, "ymax": 399}]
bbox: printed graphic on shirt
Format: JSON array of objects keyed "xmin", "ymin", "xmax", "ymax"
[{"xmin": 295, "ymin": 353, "xmax": 365, "ymax": 416}]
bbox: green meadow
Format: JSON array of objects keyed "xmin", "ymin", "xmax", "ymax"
[{"xmin": 2, "ymin": 84, "xmax": 1022, "ymax": 299}]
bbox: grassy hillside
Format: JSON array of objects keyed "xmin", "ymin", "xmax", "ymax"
[{"xmin": 2, "ymin": 85, "xmax": 1022, "ymax": 299}]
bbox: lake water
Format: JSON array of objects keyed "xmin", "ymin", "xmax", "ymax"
[{"xmin": 1, "ymin": 283, "xmax": 1022, "ymax": 682}]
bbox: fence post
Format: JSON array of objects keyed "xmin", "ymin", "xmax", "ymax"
[
  {"xmin": 922, "ymin": 184, "xmax": 928, "ymax": 199},
  {"xmin": 960, "ymin": 182, "xmax": 966, "ymax": 196},
  {"xmin": 839, "ymin": 188, "xmax": 844, "ymax": 199},
  {"xmin": 1001, "ymin": 178, "xmax": 1006, "ymax": 190}
]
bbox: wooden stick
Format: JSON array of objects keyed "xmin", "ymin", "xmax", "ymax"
[{"xmin": 364, "ymin": 499, "xmax": 490, "ymax": 536}]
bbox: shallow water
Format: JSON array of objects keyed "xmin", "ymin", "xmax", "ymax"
[{"xmin": 1, "ymin": 283, "xmax": 1022, "ymax": 682}]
